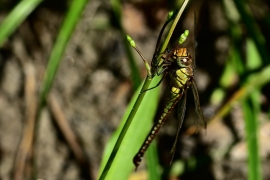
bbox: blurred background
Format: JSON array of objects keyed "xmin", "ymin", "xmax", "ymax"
[{"xmin": 0, "ymin": 0, "xmax": 270, "ymax": 179}]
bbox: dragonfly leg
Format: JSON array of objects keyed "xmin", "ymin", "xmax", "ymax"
[
  {"xmin": 140, "ymin": 72, "xmax": 168, "ymax": 93},
  {"xmin": 157, "ymin": 66, "xmax": 169, "ymax": 76},
  {"xmin": 152, "ymin": 49, "xmax": 169, "ymax": 70},
  {"xmin": 153, "ymin": 18, "xmax": 171, "ymax": 59}
]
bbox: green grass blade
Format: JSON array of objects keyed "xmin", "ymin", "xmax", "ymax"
[
  {"xmin": 233, "ymin": 0, "xmax": 270, "ymax": 64},
  {"xmin": 242, "ymin": 24, "xmax": 262, "ymax": 180},
  {"xmin": 146, "ymin": 140, "xmax": 161, "ymax": 180},
  {"xmin": 99, "ymin": 76, "xmax": 161, "ymax": 180},
  {"xmin": 39, "ymin": 0, "xmax": 89, "ymax": 106},
  {"xmin": 241, "ymin": 93, "xmax": 262, "ymax": 180},
  {"xmin": 246, "ymin": 38, "xmax": 262, "ymax": 70},
  {"xmin": 0, "ymin": 0, "xmax": 43, "ymax": 46}
]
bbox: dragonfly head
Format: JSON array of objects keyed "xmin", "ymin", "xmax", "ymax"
[{"xmin": 174, "ymin": 48, "xmax": 193, "ymax": 68}]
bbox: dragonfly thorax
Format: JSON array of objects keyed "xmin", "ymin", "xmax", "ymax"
[{"xmin": 170, "ymin": 67, "xmax": 193, "ymax": 90}]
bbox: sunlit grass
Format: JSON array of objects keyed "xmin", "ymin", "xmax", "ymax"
[{"xmin": 0, "ymin": 0, "xmax": 43, "ymax": 46}]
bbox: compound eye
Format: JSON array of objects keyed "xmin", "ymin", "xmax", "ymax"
[{"xmin": 177, "ymin": 57, "xmax": 191, "ymax": 67}]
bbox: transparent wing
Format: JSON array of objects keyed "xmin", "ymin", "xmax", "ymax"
[
  {"xmin": 169, "ymin": 92, "xmax": 187, "ymax": 164},
  {"xmin": 191, "ymin": 80, "xmax": 207, "ymax": 131}
]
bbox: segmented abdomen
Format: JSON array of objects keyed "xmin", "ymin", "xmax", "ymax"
[{"xmin": 133, "ymin": 86, "xmax": 184, "ymax": 168}]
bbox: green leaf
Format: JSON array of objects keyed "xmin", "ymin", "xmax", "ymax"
[{"xmin": 99, "ymin": 76, "xmax": 161, "ymax": 180}]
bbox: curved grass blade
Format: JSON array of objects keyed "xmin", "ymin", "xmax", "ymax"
[
  {"xmin": 0, "ymin": 0, "xmax": 43, "ymax": 46},
  {"xmin": 39, "ymin": 0, "xmax": 89, "ymax": 106}
]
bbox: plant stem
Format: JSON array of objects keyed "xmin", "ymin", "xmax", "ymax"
[{"xmin": 99, "ymin": 76, "xmax": 152, "ymax": 180}]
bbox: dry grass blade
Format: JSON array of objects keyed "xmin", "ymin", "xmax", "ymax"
[
  {"xmin": 48, "ymin": 94, "xmax": 93, "ymax": 179},
  {"xmin": 12, "ymin": 38, "xmax": 37, "ymax": 180}
]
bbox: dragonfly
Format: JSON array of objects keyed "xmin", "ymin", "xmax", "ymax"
[{"xmin": 132, "ymin": 13, "xmax": 207, "ymax": 169}]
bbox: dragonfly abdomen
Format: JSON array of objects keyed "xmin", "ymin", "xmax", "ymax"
[{"xmin": 133, "ymin": 86, "xmax": 184, "ymax": 168}]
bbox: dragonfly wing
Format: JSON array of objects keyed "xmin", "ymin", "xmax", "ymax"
[
  {"xmin": 191, "ymin": 80, "xmax": 207, "ymax": 131},
  {"xmin": 169, "ymin": 92, "xmax": 187, "ymax": 164}
]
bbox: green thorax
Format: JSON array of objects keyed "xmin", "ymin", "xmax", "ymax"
[
  {"xmin": 170, "ymin": 67, "xmax": 193, "ymax": 90},
  {"xmin": 160, "ymin": 48, "xmax": 194, "ymax": 117}
]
